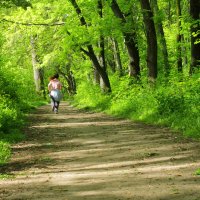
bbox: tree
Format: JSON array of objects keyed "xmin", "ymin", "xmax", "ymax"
[
  {"xmin": 110, "ymin": 0, "xmax": 140, "ymax": 79},
  {"xmin": 176, "ymin": 0, "xmax": 183, "ymax": 72},
  {"xmin": 190, "ymin": 0, "xmax": 200, "ymax": 74},
  {"xmin": 140, "ymin": 0, "xmax": 157, "ymax": 81},
  {"xmin": 69, "ymin": 0, "xmax": 112, "ymax": 92},
  {"xmin": 30, "ymin": 35, "xmax": 45, "ymax": 95},
  {"xmin": 112, "ymin": 38, "xmax": 123, "ymax": 76},
  {"xmin": 97, "ymin": 0, "xmax": 107, "ymax": 89},
  {"xmin": 59, "ymin": 64, "xmax": 76, "ymax": 95},
  {"xmin": 151, "ymin": 0, "xmax": 170, "ymax": 77}
]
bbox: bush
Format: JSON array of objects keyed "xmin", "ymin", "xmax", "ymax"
[
  {"xmin": 0, "ymin": 95, "xmax": 22, "ymax": 133},
  {"xmin": 0, "ymin": 141, "xmax": 11, "ymax": 164},
  {"xmin": 73, "ymin": 81, "xmax": 111, "ymax": 111},
  {"xmin": 72, "ymin": 74, "xmax": 200, "ymax": 138},
  {"xmin": 155, "ymin": 82, "xmax": 186, "ymax": 116}
]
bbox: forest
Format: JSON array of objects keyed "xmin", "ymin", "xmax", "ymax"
[{"xmin": 0, "ymin": 0, "xmax": 200, "ymax": 164}]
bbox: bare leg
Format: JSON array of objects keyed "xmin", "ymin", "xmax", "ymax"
[{"xmin": 54, "ymin": 101, "xmax": 60, "ymax": 113}]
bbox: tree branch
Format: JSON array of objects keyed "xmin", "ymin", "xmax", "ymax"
[
  {"xmin": 0, "ymin": 18, "xmax": 65, "ymax": 26},
  {"xmin": 80, "ymin": 47, "xmax": 90, "ymax": 56}
]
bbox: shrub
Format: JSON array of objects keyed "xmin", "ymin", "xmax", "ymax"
[
  {"xmin": 0, "ymin": 141, "xmax": 10, "ymax": 164},
  {"xmin": 72, "ymin": 74, "xmax": 200, "ymax": 138},
  {"xmin": 0, "ymin": 95, "xmax": 22, "ymax": 133},
  {"xmin": 73, "ymin": 81, "xmax": 111, "ymax": 111}
]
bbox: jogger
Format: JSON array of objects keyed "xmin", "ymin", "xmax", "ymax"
[{"xmin": 48, "ymin": 74, "xmax": 62, "ymax": 114}]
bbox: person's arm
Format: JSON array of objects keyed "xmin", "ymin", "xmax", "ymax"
[
  {"xmin": 58, "ymin": 81, "xmax": 62, "ymax": 90},
  {"xmin": 48, "ymin": 82, "xmax": 52, "ymax": 92}
]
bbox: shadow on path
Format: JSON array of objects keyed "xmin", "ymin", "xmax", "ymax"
[{"xmin": 0, "ymin": 102, "xmax": 200, "ymax": 200}]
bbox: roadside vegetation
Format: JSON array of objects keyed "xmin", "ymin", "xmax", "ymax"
[{"xmin": 73, "ymin": 72, "xmax": 200, "ymax": 138}]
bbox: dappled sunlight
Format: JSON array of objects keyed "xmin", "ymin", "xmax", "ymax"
[
  {"xmin": 1, "ymin": 103, "xmax": 200, "ymax": 200},
  {"xmin": 31, "ymin": 120, "xmax": 130, "ymax": 129}
]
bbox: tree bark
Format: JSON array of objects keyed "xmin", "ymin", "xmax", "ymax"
[
  {"xmin": 140, "ymin": 0, "xmax": 157, "ymax": 81},
  {"xmin": 30, "ymin": 36, "xmax": 45, "ymax": 95},
  {"xmin": 190, "ymin": 0, "xmax": 200, "ymax": 74},
  {"xmin": 60, "ymin": 65, "xmax": 76, "ymax": 96},
  {"xmin": 167, "ymin": 0, "xmax": 172, "ymax": 25},
  {"xmin": 98, "ymin": 0, "xmax": 106, "ymax": 71},
  {"xmin": 69, "ymin": 0, "xmax": 111, "ymax": 92},
  {"xmin": 98, "ymin": 0, "xmax": 107, "ymax": 90},
  {"xmin": 111, "ymin": 0, "xmax": 140, "ymax": 79},
  {"xmin": 112, "ymin": 38, "xmax": 123, "ymax": 76},
  {"xmin": 94, "ymin": 68, "xmax": 100, "ymax": 85},
  {"xmin": 151, "ymin": 0, "xmax": 170, "ymax": 77},
  {"xmin": 176, "ymin": 0, "xmax": 183, "ymax": 72}
]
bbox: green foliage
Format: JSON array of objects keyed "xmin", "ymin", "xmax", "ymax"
[
  {"xmin": 0, "ymin": 0, "xmax": 32, "ymax": 9},
  {"xmin": 155, "ymin": 86, "xmax": 185, "ymax": 117},
  {"xmin": 73, "ymin": 81, "xmax": 111, "ymax": 111},
  {"xmin": 0, "ymin": 97, "xmax": 21, "ymax": 133},
  {"xmin": 195, "ymin": 168, "xmax": 200, "ymax": 176},
  {"xmin": 73, "ymin": 73, "xmax": 200, "ymax": 138},
  {"xmin": 0, "ymin": 141, "xmax": 11, "ymax": 164},
  {"xmin": 0, "ymin": 130, "xmax": 25, "ymax": 143},
  {"xmin": 0, "ymin": 19, "xmax": 46, "ymax": 165},
  {"xmin": 0, "ymin": 173, "xmax": 15, "ymax": 180}
]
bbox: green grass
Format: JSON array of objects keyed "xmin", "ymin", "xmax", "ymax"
[
  {"xmin": 0, "ymin": 130, "xmax": 25, "ymax": 143},
  {"xmin": 195, "ymin": 168, "xmax": 200, "ymax": 176},
  {"xmin": 0, "ymin": 141, "xmax": 11, "ymax": 164},
  {"xmin": 0, "ymin": 100, "xmax": 48, "ymax": 165},
  {"xmin": 72, "ymin": 75, "xmax": 200, "ymax": 139},
  {"xmin": 0, "ymin": 173, "xmax": 15, "ymax": 180}
]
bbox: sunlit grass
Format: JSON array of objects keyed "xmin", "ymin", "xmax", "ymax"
[
  {"xmin": 0, "ymin": 173, "xmax": 15, "ymax": 180},
  {"xmin": 0, "ymin": 141, "xmax": 11, "ymax": 164},
  {"xmin": 195, "ymin": 168, "xmax": 200, "ymax": 176},
  {"xmin": 73, "ymin": 74, "xmax": 200, "ymax": 138}
]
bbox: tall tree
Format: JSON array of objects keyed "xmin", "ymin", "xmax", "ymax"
[
  {"xmin": 69, "ymin": 0, "xmax": 111, "ymax": 92},
  {"xmin": 190, "ymin": 0, "xmax": 200, "ymax": 74},
  {"xmin": 167, "ymin": 0, "xmax": 172, "ymax": 25},
  {"xmin": 112, "ymin": 38, "xmax": 123, "ymax": 76},
  {"xmin": 30, "ymin": 35, "xmax": 45, "ymax": 95},
  {"xmin": 98, "ymin": 0, "xmax": 106, "ymax": 71},
  {"xmin": 59, "ymin": 64, "xmax": 76, "ymax": 95},
  {"xmin": 140, "ymin": 0, "xmax": 157, "ymax": 81},
  {"xmin": 176, "ymin": 0, "xmax": 183, "ymax": 72},
  {"xmin": 110, "ymin": 0, "xmax": 140, "ymax": 79},
  {"xmin": 97, "ymin": 0, "xmax": 107, "ymax": 89},
  {"xmin": 151, "ymin": 0, "xmax": 170, "ymax": 77}
]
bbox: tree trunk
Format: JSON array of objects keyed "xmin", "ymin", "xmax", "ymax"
[
  {"xmin": 98, "ymin": 0, "xmax": 106, "ymax": 71},
  {"xmin": 69, "ymin": 0, "xmax": 111, "ymax": 92},
  {"xmin": 87, "ymin": 45, "xmax": 111, "ymax": 92},
  {"xmin": 111, "ymin": 0, "xmax": 140, "ymax": 79},
  {"xmin": 151, "ymin": 0, "xmax": 170, "ymax": 77},
  {"xmin": 140, "ymin": 0, "xmax": 157, "ymax": 81},
  {"xmin": 167, "ymin": 0, "xmax": 172, "ymax": 25},
  {"xmin": 98, "ymin": 0, "xmax": 107, "ymax": 90},
  {"xmin": 94, "ymin": 68, "xmax": 100, "ymax": 85},
  {"xmin": 190, "ymin": 0, "xmax": 200, "ymax": 74},
  {"xmin": 59, "ymin": 62, "xmax": 76, "ymax": 95},
  {"xmin": 30, "ymin": 36, "xmax": 45, "ymax": 94},
  {"xmin": 176, "ymin": 0, "xmax": 183, "ymax": 72},
  {"xmin": 112, "ymin": 38, "xmax": 123, "ymax": 76}
]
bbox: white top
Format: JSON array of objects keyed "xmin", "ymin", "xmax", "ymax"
[{"xmin": 48, "ymin": 79, "xmax": 62, "ymax": 91}]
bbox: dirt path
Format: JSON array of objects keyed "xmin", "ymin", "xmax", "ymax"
[{"xmin": 0, "ymin": 102, "xmax": 200, "ymax": 200}]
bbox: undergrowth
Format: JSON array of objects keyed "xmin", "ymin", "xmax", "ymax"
[
  {"xmin": 0, "ymin": 64, "xmax": 48, "ymax": 165},
  {"xmin": 73, "ymin": 73, "xmax": 200, "ymax": 139}
]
